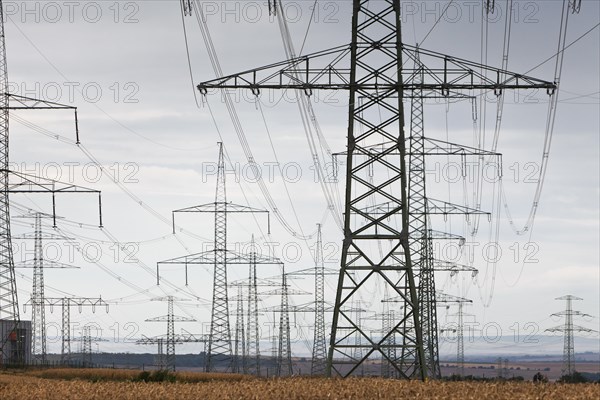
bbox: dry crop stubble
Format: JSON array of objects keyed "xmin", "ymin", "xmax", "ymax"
[{"xmin": 1, "ymin": 372, "xmax": 599, "ymax": 399}]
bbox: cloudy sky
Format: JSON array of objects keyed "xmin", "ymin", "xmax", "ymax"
[{"xmin": 4, "ymin": 0, "xmax": 599, "ymax": 357}]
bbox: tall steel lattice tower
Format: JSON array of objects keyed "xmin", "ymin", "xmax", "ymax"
[
  {"xmin": 17, "ymin": 212, "xmax": 79, "ymax": 364},
  {"xmin": 0, "ymin": 0, "xmax": 20, "ymax": 363},
  {"xmin": 0, "ymin": 1, "xmax": 101, "ymax": 364},
  {"xmin": 29, "ymin": 297, "xmax": 109, "ymax": 365},
  {"xmin": 311, "ymin": 224, "xmax": 327, "ymax": 376},
  {"xmin": 546, "ymin": 295, "xmax": 594, "ymax": 376},
  {"xmin": 232, "ymin": 285, "xmax": 246, "ymax": 374},
  {"xmin": 406, "ymin": 48, "xmax": 439, "ymax": 377},
  {"xmin": 30, "ymin": 214, "xmax": 46, "ymax": 363},
  {"xmin": 143, "ymin": 296, "xmax": 196, "ymax": 372},
  {"xmin": 195, "ymin": 0, "xmax": 556, "ymax": 378},
  {"xmin": 276, "ymin": 268, "xmax": 292, "ymax": 377},
  {"xmin": 157, "ymin": 143, "xmax": 271, "ymax": 372},
  {"xmin": 211, "ymin": 142, "xmax": 229, "ymax": 370},
  {"xmin": 81, "ymin": 325, "xmax": 93, "ymax": 367},
  {"xmin": 245, "ymin": 236, "xmax": 261, "ymax": 376},
  {"xmin": 437, "ymin": 292, "xmax": 472, "ymax": 377}
]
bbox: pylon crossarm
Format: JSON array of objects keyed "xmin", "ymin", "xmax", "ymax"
[
  {"xmin": 158, "ymin": 249, "xmax": 282, "ymax": 265},
  {"xmin": 432, "ymin": 261, "xmax": 478, "ymax": 274},
  {"xmin": 287, "ymin": 267, "xmax": 339, "ymax": 276},
  {"xmin": 421, "ymin": 138, "xmax": 502, "ymax": 157},
  {"xmin": 4, "ymin": 94, "xmax": 76, "ymax": 110},
  {"xmin": 173, "ymin": 203, "xmax": 268, "ymax": 214},
  {"xmin": 146, "ymin": 315, "xmax": 196, "ymax": 323},
  {"xmin": 197, "ymin": 44, "xmax": 555, "ymax": 94},
  {"xmin": 229, "ymin": 277, "xmax": 279, "ymax": 287},
  {"xmin": 400, "ymin": 44, "xmax": 556, "ymax": 93},
  {"xmin": 172, "ymin": 203, "xmax": 270, "ymax": 234},
  {"xmin": 7, "ymin": 171, "xmax": 99, "ymax": 193},
  {"xmin": 427, "ymin": 198, "xmax": 490, "ymax": 216},
  {"xmin": 435, "ymin": 292, "xmax": 473, "ymax": 304},
  {"xmin": 6, "ymin": 170, "xmax": 103, "ymax": 226},
  {"xmin": 546, "ymin": 325, "xmax": 596, "ymax": 333},
  {"xmin": 427, "ymin": 230, "xmax": 465, "ymax": 242},
  {"xmin": 14, "ymin": 260, "xmax": 80, "ymax": 269},
  {"xmin": 157, "ymin": 250, "xmax": 283, "ymax": 285},
  {"xmin": 197, "ymin": 45, "xmax": 352, "ymax": 92}
]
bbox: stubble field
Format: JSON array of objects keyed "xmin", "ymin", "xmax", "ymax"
[{"xmin": 0, "ymin": 369, "xmax": 598, "ymax": 399}]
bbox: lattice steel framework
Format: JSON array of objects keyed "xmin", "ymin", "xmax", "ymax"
[
  {"xmin": 160, "ymin": 143, "xmax": 270, "ymax": 372},
  {"xmin": 232, "ymin": 285, "xmax": 246, "ymax": 374},
  {"xmin": 195, "ymin": 0, "xmax": 556, "ymax": 379},
  {"xmin": 311, "ymin": 224, "xmax": 327, "ymax": 376},
  {"xmin": 546, "ymin": 295, "xmax": 594, "ymax": 376},
  {"xmin": 144, "ymin": 296, "xmax": 196, "ymax": 371},
  {"xmin": 406, "ymin": 49, "xmax": 439, "ymax": 377},
  {"xmin": 29, "ymin": 297, "xmax": 108, "ymax": 365},
  {"xmin": 81, "ymin": 325, "xmax": 92, "ymax": 367},
  {"xmin": 437, "ymin": 292, "xmax": 472, "ymax": 377},
  {"xmin": 16, "ymin": 212, "xmax": 79, "ymax": 364},
  {"xmin": 246, "ymin": 237, "xmax": 261, "ymax": 376},
  {"xmin": 31, "ymin": 213, "xmax": 46, "ymax": 363},
  {"xmin": 276, "ymin": 268, "xmax": 292, "ymax": 377},
  {"xmin": 0, "ymin": 0, "xmax": 101, "ymax": 364},
  {"xmin": 61, "ymin": 299, "xmax": 70, "ymax": 363},
  {"xmin": 0, "ymin": 0, "xmax": 19, "ymax": 363}
]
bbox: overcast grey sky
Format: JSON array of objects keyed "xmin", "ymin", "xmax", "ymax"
[{"xmin": 4, "ymin": 0, "xmax": 599, "ymax": 356}]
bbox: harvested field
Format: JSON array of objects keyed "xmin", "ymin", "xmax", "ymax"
[{"xmin": 0, "ymin": 370, "xmax": 598, "ymax": 400}]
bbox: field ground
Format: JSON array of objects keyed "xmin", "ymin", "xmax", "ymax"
[{"xmin": 0, "ymin": 369, "xmax": 599, "ymax": 399}]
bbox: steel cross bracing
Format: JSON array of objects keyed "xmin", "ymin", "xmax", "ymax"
[
  {"xmin": 159, "ymin": 143, "xmax": 269, "ymax": 372},
  {"xmin": 546, "ymin": 295, "xmax": 595, "ymax": 376},
  {"xmin": 246, "ymin": 238, "xmax": 260, "ymax": 376},
  {"xmin": 230, "ymin": 267, "xmax": 281, "ymax": 376},
  {"xmin": 232, "ymin": 285, "xmax": 246, "ymax": 374},
  {"xmin": 260, "ymin": 275, "xmax": 311, "ymax": 377},
  {"xmin": 276, "ymin": 268, "xmax": 292, "ymax": 377},
  {"xmin": 157, "ymin": 247, "xmax": 281, "ymax": 373},
  {"xmin": 16, "ymin": 212, "xmax": 79, "ymax": 364},
  {"xmin": 0, "ymin": 1, "xmax": 102, "ymax": 365},
  {"xmin": 81, "ymin": 325, "xmax": 93, "ymax": 367},
  {"xmin": 312, "ymin": 224, "xmax": 327, "ymax": 376},
  {"xmin": 406, "ymin": 49, "xmax": 440, "ymax": 378},
  {"xmin": 0, "ymin": 5, "xmax": 19, "ymax": 363},
  {"xmin": 195, "ymin": 0, "xmax": 556, "ymax": 379},
  {"xmin": 28, "ymin": 297, "xmax": 109, "ymax": 364},
  {"xmin": 30, "ymin": 213, "xmax": 47, "ymax": 364},
  {"xmin": 436, "ymin": 292, "xmax": 472, "ymax": 377},
  {"xmin": 285, "ymin": 224, "xmax": 337, "ymax": 376},
  {"xmin": 136, "ymin": 330, "xmax": 209, "ymax": 371},
  {"xmin": 142, "ymin": 296, "xmax": 196, "ymax": 371}
]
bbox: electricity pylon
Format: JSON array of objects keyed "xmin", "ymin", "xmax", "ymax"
[
  {"xmin": 157, "ymin": 143, "xmax": 271, "ymax": 372},
  {"xmin": 29, "ymin": 297, "xmax": 109, "ymax": 364},
  {"xmin": 277, "ymin": 268, "xmax": 292, "ymax": 377},
  {"xmin": 311, "ymin": 224, "xmax": 327, "ymax": 376},
  {"xmin": 546, "ymin": 295, "xmax": 595, "ymax": 376},
  {"xmin": 261, "ymin": 274, "xmax": 311, "ymax": 377},
  {"xmin": 15, "ymin": 212, "xmax": 79, "ymax": 364},
  {"xmin": 137, "ymin": 329, "xmax": 209, "ymax": 371},
  {"xmin": 437, "ymin": 292, "xmax": 472, "ymax": 377},
  {"xmin": 81, "ymin": 325, "xmax": 92, "ymax": 367},
  {"xmin": 232, "ymin": 285, "xmax": 246, "ymax": 374},
  {"xmin": 0, "ymin": 0, "xmax": 102, "ymax": 365},
  {"xmin": 286, "ymin": 224, "xmax": 338, "ymax": 376},
  {"xmin": 230, "ymin": 253, "xmax": 281, "ymax": 376},
  {"xmin": 193, "ymin": 0, "xmax": 556, "ymax": 378},
  {"xmin": 142, "ymin": 296, "xmax": 195, "ymax": 372}
]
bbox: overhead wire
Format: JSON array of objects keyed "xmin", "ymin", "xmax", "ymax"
[{"xmin": 190, "ymin": 0, "xmax": 323, "ymax": 241}]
